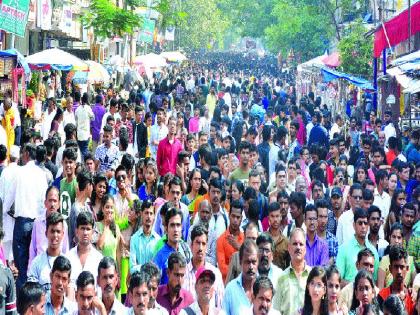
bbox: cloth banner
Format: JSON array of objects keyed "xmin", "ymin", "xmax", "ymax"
[
  {"xmin": 165, "ymin": 27, "xmax": 175, "ymax": 41},
  {"xmin": 138, "ymin": 19, "xmax": 155, "ymax": 44},
  {"xmin": 374, "ymin": 1, "xmax": 420, "ymax": 57},
  {"xmin": 0, "ymin": 0, "xmax": 31, "ymax": 37}
]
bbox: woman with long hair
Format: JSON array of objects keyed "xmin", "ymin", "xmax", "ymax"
[
  {"xmin": 383, "ymin": 295, "xmax": 408, "ymax": 315},
  {"xmin": 135, "ymin": 158, "xmax": 145, "ymax": 191},
  {"xmin": 137, "ymin": 160, "xmax": 158, "ymax": 202},
  {"xmin": 349, "ymin": 270, "xmax": 380, "ymax": 315},
  {"xmin": 181, "ymin": 168, "xmax": 206, "ymax": 210},
  {"xmin": 96, "ymin": 194, "xmax": 122, "ymax": 263},
  {"xmin": 353, "ymin": 163, "xmax": 368, "ymax": 185},
  {"xmin": 90, "ymin": 173, "xmax": 108, "ymax": 220},
  {"xmin": 384, "ymin": 189, "xmax": 407, "ymax": 239},
  {"xmin": 326, "ymin": 265, "xmax": 347, "ymax": 315},
  {"xmin": 387, "ymin": 173, "xmax": 398, "ymax": 198},
  {"xmin": 154, "ymin": 173, "xmax": 175, "ymax": 211},
  {"xmin": 301, "ymin": 266, "xmax": 328, "ymax": 315}
]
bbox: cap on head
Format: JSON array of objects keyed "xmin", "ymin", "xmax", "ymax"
[{"xmin": 195, "ymin": 267, "xmax": 215, "ymax": 283}]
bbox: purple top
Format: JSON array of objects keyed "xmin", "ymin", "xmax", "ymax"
[
  {"xmin": 91, "ymin": 103, "xmax": 106, "ymax": 142},
  {"xmin": 156, "ymin": 284, "xmax": 194, "ymax": 315},
  {"xmin": 72, "ymin": 101, "xmax": 80, "ymax": 113},
  {"xmin": 28, "ymin": 217, "xmax": 69, "ymax": 266},
  {"xmin": 305, "ymin": 234, "xmax": 329, "ymax": 267}
]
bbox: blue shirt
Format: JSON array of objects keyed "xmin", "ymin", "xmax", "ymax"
[
  {"xmin": 223, "ymin": 274, "xmax": 252, "ymax": 315},
  {"xmin": 137, "ymin": 184, "xmax": 156, "ymax": 202},
  {"xmin": 153, "ymin": 242, "xmax": 192, "ymax": 285},
  {"xmin": 129, "ymin": 228, "xmax": 160, "ymax": 272},
  {"xmin": 153, "ymin": 203, "xmax": 190, "ymax": 240},
  {"xmin": 45, "ymin": 292, "xmax": 77, "ymax": 315}
]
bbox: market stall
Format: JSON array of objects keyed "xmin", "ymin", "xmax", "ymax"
[
  {"xmin": 0, "ymin": 49, "xmax": 30, "ymax": 107},
  {"xmin": 160, "ymin": 51, "xmax": 188, "ymax": 63},
  {"xmin": 134, "ymin": 53, "xmax": 167, "ymax": 79}
]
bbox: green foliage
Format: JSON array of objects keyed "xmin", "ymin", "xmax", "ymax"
[
  {"xmin": 264, "ymin": 1, "xmax": 334, "ymax": 61},
  {"xmin": 338, "ymin": 20, "xmax": 373, "ymax": 78},
  {"xmin": 28, "ymin": 72, "xmax": 39, "ymax": 95},
  {"xmin": 178, "ymin": 0, "xmax": 229, "ymax": 50},
  {"xmin": 80, "ymin": 0, "xmax": 142, "ymax": 39}
]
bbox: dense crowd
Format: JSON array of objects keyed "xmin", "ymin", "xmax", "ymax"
[{"xmin": 0, "ymin": 52, "xmax": 419, "ymax": 315}]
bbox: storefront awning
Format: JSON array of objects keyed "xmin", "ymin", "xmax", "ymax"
[{"xmin": 321, "ymin": 67, "xmax": 375, "ymax": 90}]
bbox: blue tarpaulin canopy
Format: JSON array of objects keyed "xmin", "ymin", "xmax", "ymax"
[
  {"xmin": 321, "ymin": 67, "xmax": 375, "ymax": 91},
  {"xmin": 0, "ymin": 49, "xmax": 31, "ymax": 78}
]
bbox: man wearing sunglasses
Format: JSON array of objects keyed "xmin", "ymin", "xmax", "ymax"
[{"xmin": 336, "ymin": 208, "xmax": 379, "ymax": 286}]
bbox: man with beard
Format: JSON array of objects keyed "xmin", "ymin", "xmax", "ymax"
[
  {"xmin": 157, "ymin": 117, "xmax": 183, "ymax": 177},
  {"xmin": 182, "ymin": 224, "xmax": 224, "ymax": 308},
  {"xmin": 367, "ymin": 206, "xmax": 388, "ymax": 258},
  {"xmin": 75, "ymin": 271, "xmax": 106, "ymax": 315},
  {"xmin": 250, "ymin": 276, "xmax": 280, "ymax": 315},
  {"xmin": 267, "ymin": 201, "xmax": 289, "ymax": 270},
  {"xmin": 97, "ymin": 257, "xmax": 127, "ymax": 315},
  {"xmin": 28, "ymin": 212, "xmax": 66, "ymax": 291},
  {"xmin": 223, "ymin": 239, "xmax": 259, "ymax": 315},
  {"xmin": 378, "ymin": 246, "xmax": 414, "ymax": 314},
  {"xmin": 180, "ymin": 268, "xmax": 226, "ymax": 315},
  {"xmin": 188, "ymin": 200, "xmax": 218, "ymax": 266},
  {"xmin": 140, "ymin": 263, "xmax": 168, "ymax": 315},
  {"xmin": 156, "ymin": 252, "xmax": 194, "ymax": 315},
  {"xmin": 315, "ymin": 199, "xmax": 338, "ymax": 263},
  {"xmin": 256, "ymin": 233, "xmax": 282, "ymax": 286},
  {"xmin": 273, "ymin": 228, "xmax": 311, "ymax": 315},
  {"xmin": 45, "ymin": 256, "xmax": 76, "ymax": 315}
]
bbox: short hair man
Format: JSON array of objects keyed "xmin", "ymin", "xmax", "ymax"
[
  {"xmin": 128, "ymin": 272, "xmax": 153, "ymax": 315},
  {"xmin": 75, "ymin": 271, "xmax": 106, "ymax": 315},
  {"xmin": 315, "ymin": 198, "xmax": 338, "ymax": 263},
  {"xmin": 273, "ymin": 228, "xmax": 311, "ymax": 315},
  {"xmin": 97, "ymin": 257, "xmax": 127, "ymax": 315},
  {"xmin": 17, "ymin": 282, "xmax": 46, "ymax": 315},
  {"xmin": 251, "ymin": 276, "xmax": 280, "ymax": 315},
  {"xmin": 336, "ymin": 208, "xmax": 379, "ymax": 285},
  {"xmin": 28, "ymin": 212, "xmax": 66, "ymax": 291},
  {"xmin": 256, "ymin": 233, "xmax": 282, "ymax": 286},
  {"xmin": 156, "ymin": 252, "xmax": 194, "ymax": 315},
  {"xmin": 46, "ymin": 256, "xmax": 77, "ymax": 315},
  {"xmin": 140, "ymin": 263, "xmax": 168, "ymax": 314},
  {"xmin": 267, "ymin": 201, "xmax": 289, "ymax": 270},
  {"xmin": 223, "ymin": 239, "xmax": 259, "ymax": 315}
]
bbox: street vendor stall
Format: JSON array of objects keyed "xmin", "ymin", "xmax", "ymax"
[
  {"xmin": 0, "ymin": 49, "xmax": 30, "ymax": 108},
  {"xmin": 160, "ymin": 51, "xmax": 187, "ymax": 63}
]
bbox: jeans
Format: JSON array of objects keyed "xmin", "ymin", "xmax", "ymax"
[
  {"xmin": 78, "ymin": 140, "xmax": 89, "ymax": 160},
  {"xmin": 13, "ymin": 216, "xmax": 34, "ymax": 291},
  {"xmin": 14, "ymin": 126, "xmax": 21, "ymax": 146}
]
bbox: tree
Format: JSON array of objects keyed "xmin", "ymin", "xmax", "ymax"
[
  {"xmin": 338, "ymin": 19, "xmax": 373, "ymax": 78},
  {"xmin": 81, "ymin": 0, "xmax": 142, "ymax": 40},
  {"xmin": 264, "ymin": 1, "xmax": 334, "ymax": 61},
  {"xmin": 178, "ymin": 0, "xmax": 229, "ymax": 50}
]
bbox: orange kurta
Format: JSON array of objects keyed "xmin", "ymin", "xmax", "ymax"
[{"xmin": 216, "ymin": 229, "xmax": 244, "ymax": 282}]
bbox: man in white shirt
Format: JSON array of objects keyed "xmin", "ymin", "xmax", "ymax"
[
  {"xmin": 68, "ymin": 212, "xmax": 103, "ymax": 294},
  {"xmin": 8, "ymin": 143, "xmax": 48, "ymax": 290},
  {"xmin": 383, "ymin": 110, "xmax": 396, "ymax": 145},
  {"xmin": 336, "ymin": 183, "xmax": 363, "ymax": 245},
  {"xmin": 97, "ymin": 257, "xmax": 128, "ymax": 315},
  {"xmin": 150, "ymin": 108, "xmax": 168, "ymax": 159},
  {"xmin": 373, "ymin": 170, "xmax": 391, "ymax": 221},
  {"xmin": 75, "ymin": 97, "xmax": 94, "ymax": 159},
  {"xmin": 42, "ymin": 98, "xmax": 57, "ymax": 140}
]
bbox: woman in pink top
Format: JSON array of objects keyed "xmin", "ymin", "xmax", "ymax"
[{"xmin": 188, "ymin": 105, "xmax": 200, "ymax": 133}]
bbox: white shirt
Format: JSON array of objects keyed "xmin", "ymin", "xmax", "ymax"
[
  {"xmin": 67, "ymin": 245, "xmax": 103, "ymax": 289},
  {"xmin": 336, "ymin": 209, "xmax": 354, "ymax": 246},
  {"xmin": 149, "ymin": 123, "xmax": 168, "ymax": 158},
  {"xmin": 384, "ymin": 123, "xmax": 396, "ymax": 145},
  {"xmin": 192, "ymin": 207, "xmax": 229, "ymax": 239},
  {"xmin": 246, "ymin": 306, "xmax": 280, "ymax": 315},
  {"xmin": 42, "ymin": 109, "xmax": 57, "ymax": 140},
  {"xmin": 373, "ymin": 189, "xmax": 391, "ymax": 220},
  {"xmin": 100, "ymin": 112, "xmax": 121, "ymax": 133},
  {"xmin": 63, "ymin": 110, "xmax": 76, "ymax": 127},
  {"xmin": 179, "ymin": 302, "xmax": 226, "ymax": 315},
  {"xmin": 0, "ymin": 162, "xmax": 19, "ymax": 242},
  {"xmin": 75, "ymin": 104, "xmax": 94, "ymax": 141},
  {"xmin": 9, "ymin": 161, "xmax": 48, "ymax": 219}
]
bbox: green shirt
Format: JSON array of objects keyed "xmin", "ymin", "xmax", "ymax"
[
  {"xmin": 60, "ymin": 177, "xmax": 77, "ymax": 218},
  {"xmin": 273, "ymin": 264, "xmax": 312, "ymax": 315},
  {"xmin": 229, "ymin": 167, "xmax": 250, "ymax": 186},
  {"xmin": 97, "ymin": 222, "xmax": 119, "ymax": 261},
  {"xmin": 336, "ymin": 235, "xmax": 380, "ymax": 282}
]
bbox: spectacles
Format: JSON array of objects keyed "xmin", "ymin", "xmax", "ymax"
[
  {"xmin": 352, "ymin": 195, "xmax": 363, "ymax": 200},
  {"xmin": 258, "ymin": 248, "xmax": 271, "ymax": 254},
  {"xmin": 357, "ymin": 221, "xmax": 369, "ymax": 226},
  {"xmin": 117, "ymin": 175, "xmax": 126, "ymax": 181},
  {"xmin": 310, "ymin": 282, "xmax": 325, "ymax": 290},
  {"xmin": 306, "ymin": 217, "xmax": 317, "ymax": 222}
]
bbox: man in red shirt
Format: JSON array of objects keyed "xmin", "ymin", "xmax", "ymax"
[
  {"xmin": 157, "ymin": 116, "xmax": 183, "ymax": 177},
  {"xmin": 378, "ymin": 245, "xmax": 414, "ymax": 315}
]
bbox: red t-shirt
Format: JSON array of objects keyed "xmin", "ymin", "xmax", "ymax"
[{"xmin": 378, "ymin": 286, "xmax": 414, "ymax": 315}]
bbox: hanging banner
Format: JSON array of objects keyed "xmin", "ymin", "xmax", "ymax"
[
  {"xmin": 0, "ymin": 0, "xmax": 31, "ymax": 37},
  {"xmin": 60, "ymin": 4, "xmax": 72, "ymax": 34},
  {"xmin": 37, "ymin": 0, "xmax": 52, "ymax": 30},
  {"xmin": 138, "ymin": 19, "xmax": 155, "ymax": 44}
]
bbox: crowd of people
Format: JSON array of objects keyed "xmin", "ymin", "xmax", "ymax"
[{"xmin": 0, "ymin": 51, "xmax": 419, "ymax": 315}]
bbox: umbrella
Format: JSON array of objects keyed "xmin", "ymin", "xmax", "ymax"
[
  {"xmin": 108, "ymin": 55, "xmax": 125, "ymax": 67},
  {"xmin": 321, "ymin": 52, "xmax": 341, "ymax": 68},
  {"xmin": 160, "ymin": 51, "xmax": 187, "ymax": 62},
  {"xmin": 134, "ymin": 53, "xmax": 167, "ymax": 68},
  {"xmin": 72, "ymin": 61, "xmax": 111, "ymax": 84},
  {"xmin": 26, "ymin": 48, "xmax": 88, "ymax": 71}
]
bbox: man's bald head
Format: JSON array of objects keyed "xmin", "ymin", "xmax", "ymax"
[{"xmin": 198, "ymin": 199, "xmax": 211, "ymax": 223}]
